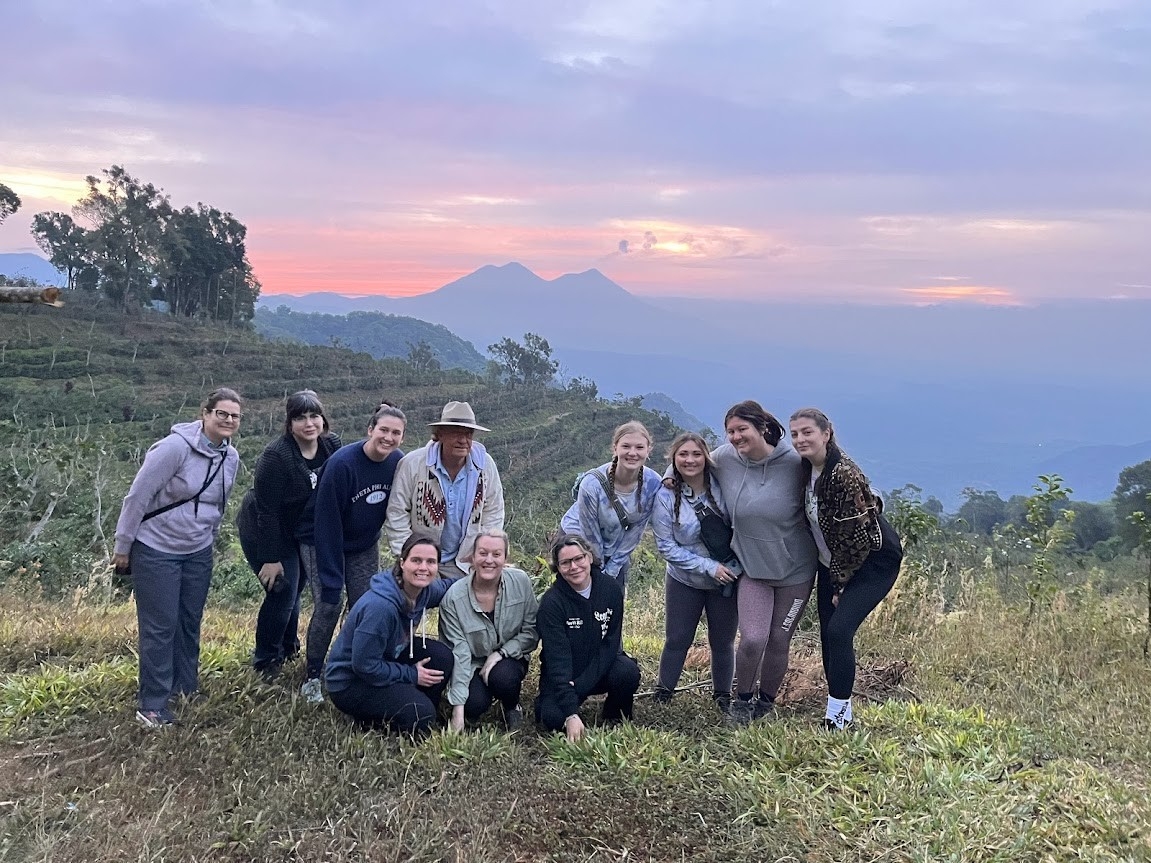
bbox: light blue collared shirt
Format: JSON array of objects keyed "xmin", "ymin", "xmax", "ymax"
[{"xmin": 431, "ymin": 444, "xmax": 479, "ymax": 562}]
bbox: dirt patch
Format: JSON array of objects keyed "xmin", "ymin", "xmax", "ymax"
[{"xmin": 683, "ymin": 638, "xmax": 916, "ymax": 707}]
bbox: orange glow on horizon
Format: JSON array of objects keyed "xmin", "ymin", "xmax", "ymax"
[{"xmin": 902, "ymin": 285, "xmax": 1021, "ymax": 306}]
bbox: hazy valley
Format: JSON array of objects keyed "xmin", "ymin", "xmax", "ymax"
[{"xmin": 251, "ymin": 261, "xmax": 1151, "ymax": 506}]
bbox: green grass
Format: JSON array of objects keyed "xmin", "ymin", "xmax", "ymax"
[{"xmin": 1, "ymin": 581, "xmax": 1149, "ymax": 862}]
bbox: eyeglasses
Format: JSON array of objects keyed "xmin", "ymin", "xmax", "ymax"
[
  {"xmin": 556, "ymin": 551, "xmax": 588, "ymax": 570},
  {"xmin": 212, "ymin": 409, "xmax": 243, "ymax": 422}
]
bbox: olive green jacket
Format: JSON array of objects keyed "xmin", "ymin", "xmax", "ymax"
[{"xmin": 438, "ymin": 567, "xmax": 540, "ymax": 707}]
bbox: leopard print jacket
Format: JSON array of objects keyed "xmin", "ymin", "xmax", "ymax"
[{"xmin": 814, "ymin": 454, "xmax": 883, "ymax": 591}]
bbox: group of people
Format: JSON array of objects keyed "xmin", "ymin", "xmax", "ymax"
[{"xmin": 113, "ymin": 389, "xmax": 902, "ymax": 738}]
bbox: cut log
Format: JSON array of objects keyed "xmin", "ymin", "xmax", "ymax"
[{"xmin": 0, "ymin": 286, "xmax": 64, "ymax": 307}]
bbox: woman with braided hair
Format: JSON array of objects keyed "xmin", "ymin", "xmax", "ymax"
[
  {"xmin": 651, "ymin": 432, "xmax": 741, "ymax": 713},
  {"xmin": 789, "ymin": 408, "xmax": 902, "ymax": 730},
  {"xmin": 560, "ymin": 421, "xmax": 663, "ymax": 589}
]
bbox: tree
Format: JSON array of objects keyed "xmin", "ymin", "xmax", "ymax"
[
  {"xmin": 31, "ymin": 212, "xmax": 89, "ymax": 290},
  {"xmin": 566, "ymin": 376, "xmax": 598, "ymax": 402},
  {"xmin": 0, "ymin": 183, "xmax": 20, "ymax": 224},
  {"xmin": 1126, "ymin": 495, "xmax": 1151, "ymax": 656},
  {"xmin": 955, "ymin": 488, "xmax": 1007, "ymax": 534},
  {"xmin": 487, "ymin": 332, "xmax": 559, "ymax": 388},
  {"xmin": 155, "ymin": 203, "xmax": 259, "ymax": 321},
  {"xmin": 1062, "ymin": 501, "xmax": 1116, "ymax": 551},
  {"xmin": 1114, "ymin": 459, "xmax": 1151, "ymax": 550},
  {"xmin": 73, "ymin": 166, "xmax": 169, "ymax": 308},
  {"xmin": 406, "ymin": 340, "xmax": 440, "ymax": 372},
  {"xmin": 885, "ymin": 484, "xmax": 940, "ymax": 550},
  {"xmin": 1018, "ymin": 474, "xmax": 1075, "ymax": 615}
]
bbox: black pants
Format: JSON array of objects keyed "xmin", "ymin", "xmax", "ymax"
[
  {"xmin": 817, "ymin": 516, "xmax": 903, "ymax": 699},
  {"xmin": 329, "ymin": 639, "xmax": 453, "ymax": 735},
  {"xmin": 463, "ymin": 657, "xmax": 529, "ymax": 720},
  {"xmin": 535, "ymin": 654, "xmax": 641, "ymax": 732}
]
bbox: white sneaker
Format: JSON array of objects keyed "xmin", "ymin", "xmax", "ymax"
[{"xmin": 300, "ymin": 678, "xmax": 324, "ymax": 705}]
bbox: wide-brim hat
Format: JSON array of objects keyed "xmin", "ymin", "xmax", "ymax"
[{"xmin": 428, "ymin": 401, "xmax": 490, "ymax": 432}]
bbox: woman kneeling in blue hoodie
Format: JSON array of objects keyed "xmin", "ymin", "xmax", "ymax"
[{"xmin": 325, "ymin": 536, "xmax": 458, "ymax": 734}]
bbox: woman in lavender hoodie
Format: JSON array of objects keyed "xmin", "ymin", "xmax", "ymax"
[{"xmin": 113, "ymin": 388, "xmax": 243, "ymax": 728}]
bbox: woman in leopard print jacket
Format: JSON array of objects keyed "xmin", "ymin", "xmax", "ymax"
[{"xmin": 789, "ymin": 408, "xmax": 903, "ymax": 731}]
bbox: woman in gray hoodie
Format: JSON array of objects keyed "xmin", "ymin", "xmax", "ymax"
[
  {"xmin": 113, "ymin": 388, "xmax": 243, "ymax": 729},
  {"xmin": 714, "ymin": 400, "xmax": 817, "ymax": 724}
]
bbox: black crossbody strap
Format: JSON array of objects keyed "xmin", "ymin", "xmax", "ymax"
[
  {"xmin": 590, "ymin": 469, "xmax": 633, "ymax": 531},
  {"xmin": 141, "ymin": 454, "xmax": 226, "ymax": 523}
]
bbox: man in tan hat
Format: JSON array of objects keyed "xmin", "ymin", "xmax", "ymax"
[{"xmin": 385, "ymin": 401, "xmax": 505, "ymax": 577}]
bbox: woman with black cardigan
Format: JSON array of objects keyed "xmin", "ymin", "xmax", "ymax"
[{"xmin": 237, "ymin": 391, "xmax": 341, "ymax": 683}]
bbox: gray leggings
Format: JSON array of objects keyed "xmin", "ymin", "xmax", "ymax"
[
  {"xmin": 657, "ymin": 575, "xmax": 739, "ymax": 698},
  {"xmin": 734, "ymin": 576, "xmax": 814, "ymax": 700},
  {"xmin": 303, "ymin": 544, "xmax": 380, "ymax": 679}
]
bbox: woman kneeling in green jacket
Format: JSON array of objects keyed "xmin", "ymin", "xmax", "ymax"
[{"xmin": 439, "ymin": 529, "xmax": 540, "ymax": 732}]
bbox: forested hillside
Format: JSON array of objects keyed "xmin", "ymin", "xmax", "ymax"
[
  {"xmin": 0, "ymin": 294, "xmax": 678, "ymax": 596},
  {"xmin": 253, "ymin": 305, "xmax": 489, "ymax": 373}
]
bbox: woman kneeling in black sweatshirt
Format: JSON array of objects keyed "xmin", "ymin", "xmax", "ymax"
[{"xmin": 535, "ymin": 534, "xmax": 641, "ymax": 742}]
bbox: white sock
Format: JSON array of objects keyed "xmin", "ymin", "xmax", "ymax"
[{"xmin": 825, "ymin": 696, "xmax": 851, "ymax": 728}]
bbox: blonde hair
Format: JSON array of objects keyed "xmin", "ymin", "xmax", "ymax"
[
  {"xmin": 607, "ymin": 420, "xmax": 653, "ymax": 508},
  {"xmin": 612, "ymin": 420, "xmax": 652, "ymax": 448}
]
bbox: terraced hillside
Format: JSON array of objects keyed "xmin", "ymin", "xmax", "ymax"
[{"xmin": 0, "ymin": 295, "xmax": 679, "ymax": 594}]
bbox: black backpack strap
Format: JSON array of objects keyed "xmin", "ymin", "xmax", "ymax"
[
  {"xmin": 589, "ymin": 469, "xmax": 633, "ymax": 531},
  {"xmin": 141, "ymin": 454, "xmax": 226, "ymax": 523}
]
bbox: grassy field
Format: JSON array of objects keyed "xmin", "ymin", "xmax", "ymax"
[{"xmin": 2, "ymin": 573, "xmax": 1149, "ymax": 863}]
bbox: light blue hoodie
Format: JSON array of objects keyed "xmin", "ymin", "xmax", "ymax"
[
  {"xmin": 560, "ymin": 463, "xmax": 662, "ymax": 579},
  {"xmin": 652, "ymin": 479, "xmax": 741, "ymax": 592}
]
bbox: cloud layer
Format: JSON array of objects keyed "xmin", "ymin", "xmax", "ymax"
[{"xmin": 1, "ymin": 0, "xmax": 1148, "ymax": 301}]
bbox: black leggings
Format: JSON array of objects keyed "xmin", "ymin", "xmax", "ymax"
[
  {"xmin": 817, "ymin": 516, "xmax": 902, "ymax": 699},
  {"xmin": 657, "ymin": 575, "xmax": 739, "ymax": 697},
  {"xmin": 463, "ymin": 657, "xmax": 529, "ymax": 719},
  {"xmin": 329, "ymin": 639, "xmax": 453, "ymax": 735},
  {"xmin": 535, "ymin": 654, "xmax": 641, "ymax": 732}
]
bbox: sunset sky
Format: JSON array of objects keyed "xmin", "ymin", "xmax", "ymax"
[{"xmin": 2, "ymin": 0, "xmax": 1149, "ymax": 303}]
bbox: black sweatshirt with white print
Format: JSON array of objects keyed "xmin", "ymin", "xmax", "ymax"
[{"xmin": 536, "ymin": 568, "xmax": 625, "ymax": 718}]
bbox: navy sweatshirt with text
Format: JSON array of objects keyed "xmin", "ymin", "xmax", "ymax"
[{"xmin": 312, "ymin": 442, "xmax": 403, "ymax": 605}]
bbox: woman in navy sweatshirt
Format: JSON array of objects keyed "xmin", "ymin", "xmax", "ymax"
[
  {"xmin": 306, "ymin": 404, "xmax": 407, "ymax": 696},
  {"xmin": 325, "ymin": 536, "xmax": 457, "ymax": 734},
  {"xmin": 237, "ymin": 390, "xmax": 341, "ymax": 684},
  {"xmin": 535, "ymin": 534, "xmax": 641, "ymax": 742}
]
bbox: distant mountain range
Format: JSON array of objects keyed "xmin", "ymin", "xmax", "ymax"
[
  {"xmin": 257, "ymin": 262, "xmax": 1151, "ymax": 506},
  {"xmin": 0, "ymin": 252, "xmax": 67, "ymax": 286},
  {"xmin": 9, "ymin": 253, "xmax": 1148, "ymax": 505},
  {"xmin": 255, "ymin": 262, "xmax": 686, "ymax": 348}
]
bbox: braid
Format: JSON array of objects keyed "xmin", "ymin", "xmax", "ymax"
[
  {"xmin": 672, "ymin": 475, "xmax": 683, "ymax": 524},
  {"xmin": 607, "ymin": 455, "xmax": 618, "ymax": 501}
]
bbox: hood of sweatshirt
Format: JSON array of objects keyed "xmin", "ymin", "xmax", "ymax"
[
  {"xmin": 171, "ymin": 419, "xmax": 229, "ymax": 456},
  {"xmin": 367, "ymin": 569, "xmax": 438, "ymax": 657},
  {"xmin": 736, "ymin": 436, "xmax": 795, "ymax": 477}
]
